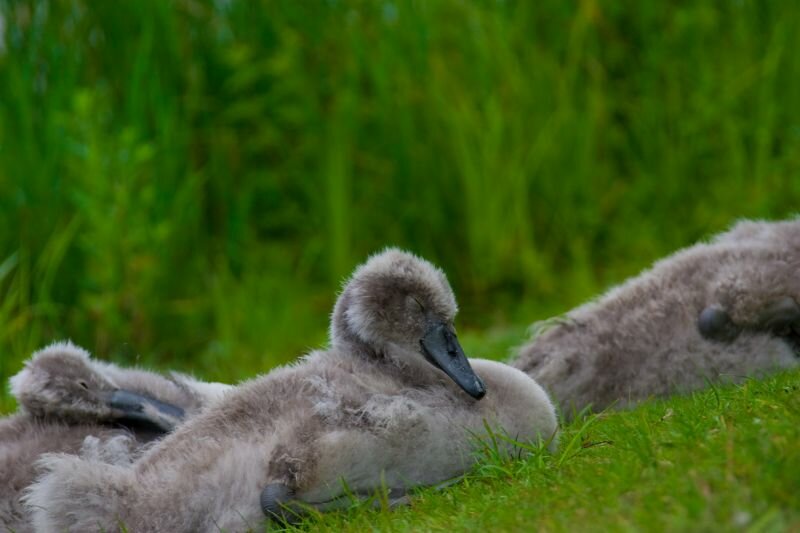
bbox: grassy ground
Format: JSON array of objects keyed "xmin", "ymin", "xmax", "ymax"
[{"xmin": 292, "ymin": 366, "xmax": 800, "ymax": 532}]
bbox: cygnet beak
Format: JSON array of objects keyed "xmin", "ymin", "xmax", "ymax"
[
  {"xmin": 101, "ymin": 389, "xmax": 186, "ymax": 432},
  {"xmin": 420, "ymin": 322, "xmax": 486, "ymax": 399}
]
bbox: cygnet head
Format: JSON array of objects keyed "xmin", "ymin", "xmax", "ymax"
[
  {"xmin": 330, "ymin": 248, "xmax": 486, "ymax": 399},
  {"xmin": 11, "ymin": 341, "xmax": 185, "ymax": 431},
  {"xmin": 10, "ymin": 341, "xmax": 114, "ymax": 420}
]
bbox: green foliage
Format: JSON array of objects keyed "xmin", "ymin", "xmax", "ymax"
[{"xmin": 1, "ymin": 1, "xmax": 799, "ymax": 389}]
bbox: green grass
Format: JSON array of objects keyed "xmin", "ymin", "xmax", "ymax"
[{"xmin": 289, "ymin": 367, "xmax": 800, "ymax": 532}]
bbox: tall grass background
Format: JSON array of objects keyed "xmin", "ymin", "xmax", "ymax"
[{"xmin": 1, "ymin": 0, "xmax": 799, "ymax": 401}]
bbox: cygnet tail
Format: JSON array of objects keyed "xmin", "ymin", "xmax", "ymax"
[{"xmin": 25, "ymin": 453, "xmax": 133, "ymax": 532}]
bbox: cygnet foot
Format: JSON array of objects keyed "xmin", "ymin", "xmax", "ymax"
[
  {"xmin": 698, "ymin": 306, "xmax": 741, "ymax": 341},
  {"xmin": 260, "ymin": 482, "xmax": 413, "ymax": 525},
  {"xmin": 261, "ymin": 483, "xmax": 303, "ymax": 524},
  {"xmin": 699, "ymin": 297, "xmax": 800, "ymax": 355}
]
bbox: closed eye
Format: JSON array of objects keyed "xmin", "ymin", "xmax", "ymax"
[{"xmin": 411, "ymin": 296, "xmax": 425, "ymax": 312}]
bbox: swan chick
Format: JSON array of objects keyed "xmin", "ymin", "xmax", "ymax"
[
  {"xmin": 514, "ymin": 217, "xmax": 800, "ymax": 415},
  {"xmin": 3, "ymin": 342, "xmax": 201, "ymax": 531},
  {"xmin": 26, "ymin": 248, "xmax": 557, "ymax": 532},
  {"xmin": 10, "ymin": 340, "xmax": 231, "ymax": 431}
]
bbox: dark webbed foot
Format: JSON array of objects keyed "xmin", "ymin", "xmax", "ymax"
[
  {"xmin": 261, "ymin": 483, "xmax": 303, "ymax": 525},
  {"xmin": 699, "ymin": 297, "xmax": 800, "ymax": 356},
  {"xmin": 698, "ymin": 306, "xmax": 741, "ymax": 341}
]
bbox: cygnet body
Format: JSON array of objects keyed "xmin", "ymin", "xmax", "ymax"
[
  {"xmin": 1, "ymin": 341, "xmax": 223, "ymax": 531},
  {"xmin": 0, "ymin": 413, "xmax": 141, "ymax": 533},
  {"xmin": 513, "ymin": 217, "xmax": 800, "ymax": 415},
  {"xmin": 27, "ymin": 249, "xmax": 557, "ymax": 532}
]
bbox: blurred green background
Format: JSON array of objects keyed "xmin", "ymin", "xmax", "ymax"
[{"xmin": 1, "ymin": 0, "xmax": 799, "ymax": 398}]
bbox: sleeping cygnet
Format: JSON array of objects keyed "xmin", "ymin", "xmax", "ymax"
[
  {"xmin": 2, "ymin": 341, "xmax": 219, "ymax": 532},
  {"xmin": 11, "ymin": 340, "xmax": 231, "ymax": 432},
  {"xmin": 513, "ymin": 217, "xmax": 800, "ymax": 416},
  {"xmin": 26, "ymin": 248, "xmax": 557, "ymax": 532}
]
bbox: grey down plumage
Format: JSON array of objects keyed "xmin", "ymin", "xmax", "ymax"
[
  {"xmin": 11, "ymin": 340, "xmax": 230, "ymax": 428},
  {"xmin": 1, "ymin": 340, "xmax": 227, "ymax": 532},
  {"xmin": 513, "ymin": 217, "xmax": 800, "ymax": 415},
  {"xmin": 0, "ymin": 413, "xmax": 136, "ymax": 533},
  {"xmin": 24, "ymin": 248, "xmax": 557, "ymax": 532}
]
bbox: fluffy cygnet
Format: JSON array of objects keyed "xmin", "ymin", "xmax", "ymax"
[
  {"xmin": 2, "ymin": 341, "xmax": 214, "ymax": 531},
  {"xmin": 11, "ymin": 340, "xmax": 230, "ymax": 431},
  {"xmin": 513, "ymin": 217, "xmax": 799, "ymax": 415},
  {"xmin": 26, "ymin": 249, "xmax": 557, "ymax": 532}
]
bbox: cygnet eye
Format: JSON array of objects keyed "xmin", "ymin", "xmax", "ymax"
[{"xmin": 410, "ymin": 296, "xmax": 425, "ymax": 313}]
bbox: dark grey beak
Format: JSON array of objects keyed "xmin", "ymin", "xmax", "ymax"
[
  {"xmin": 103, "ymin": 390, "xmax": 186, "ymax": 432},
  {"xmin": 420, "ymin": 322, "xmax": 486, "ymax": 399}
]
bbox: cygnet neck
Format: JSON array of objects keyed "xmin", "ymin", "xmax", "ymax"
[{"xmin": 329, "ymin": 289, "xmax": 379, "ymax": 359}]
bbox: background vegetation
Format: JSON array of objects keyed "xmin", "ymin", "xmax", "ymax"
[
  {"xmin": 1, "ymin": 0, "xmax": 799, "ymax": 400},
  {"xmin": 2, "ymin": 2, "xmax": 799, "ymax": 530}
]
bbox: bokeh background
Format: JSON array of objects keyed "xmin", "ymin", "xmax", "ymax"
[{"xmin": 1, "ymin": 0, "xmax": 799, "ymax": 406}]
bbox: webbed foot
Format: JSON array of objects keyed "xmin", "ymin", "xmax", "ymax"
[
  {"xmin": 699, "ymin": 297, "xmax": 800, "ymax": 355},
  {"xmin": 698, "ymin": 306, "xmax": 741, "ymax": 341},
  {"xmin": 261, "ymin": 483, "xmax": 304, "ymax": 525}
]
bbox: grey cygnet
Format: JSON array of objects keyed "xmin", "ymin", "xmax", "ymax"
[
  {"xmin": 513, "ymin": 217, "xmax": 800, "ymax": 416},
  {"xmin": 26, "ymin": 249, "xmax": 557, "ymax": 532}
]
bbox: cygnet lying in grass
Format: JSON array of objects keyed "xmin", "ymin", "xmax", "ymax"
[
  {"xmin": 26, "ymin": 249, "xmax": 557, "ymax": 532},
  {"xmin": 2, "ymin": 341, "xmax": 208, "ymax": 532},
  {"xmin": 513, "ymin": 217, "xmax": 800, "ymax": 416}
]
